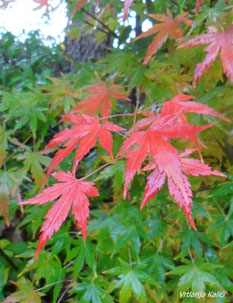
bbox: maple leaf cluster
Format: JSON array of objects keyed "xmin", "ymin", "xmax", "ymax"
[
  {"xmin": 15, "ymin": 0, "xmax": 230, "ymax": 262},
  {"xmin": 134, "ymin": 9, "xmax": 233, "ymax": 84},
  {"xmin": 20, "ymin": 81, "xmax": 128, "ymax": 260},
  {"xmin": 20, "ymin": 79, "xmax": 227, "ymax": 260}
]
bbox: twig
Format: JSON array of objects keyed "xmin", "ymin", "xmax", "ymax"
[
  {"xmin": 189, "ymin": 248, "xmax": 195, "ymax": 266},
  {"xmin": 81, "ymin": 7, "xmax": 117, "ymax": 37},
  {"xmin": 99, "ymin": 110, "xmax": 146, "ymax": 120},
  {"xmin": 80, "ymin": 7, "xmax": 132, "ymax": 47},
  {"xmin": 36, "ymin": 280, "xmax": 64, "ymax": 292},
  {"xmin": 156, "ymin": 219, "xmax": 178, "ymax": 254},
  {"xmin": 57, "ymin": 287, "xmax": 69, "ymax": 303},
  {"xmin": 83, "ymin": 19, "xmax": 109, "ymax": 36},
  {"xmin": 132, "ymin": 88, "xmax": 140, "ymax": 130},
  {"xmin": 80, "ymin": 159, "xmax": 116, "ymax": 181},
  {"xmin": 5, "ymin": 135, "xmax": 32, "ymax": 164}
]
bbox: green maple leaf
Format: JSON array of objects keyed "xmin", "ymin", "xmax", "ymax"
[
  {"xmin": 105, "ymin": 259, "xmax": 157, "ymax": 303},
  {"xmin": 16, "ymin": 145, "xmax": 50, "ymax": 188},
  {"xmin": 72, "ymin": 277, "xmax": 113, "ymax": 303},
  {"xmin": 0, "ymin": 90, "xmax": 47, "ymax": 137},
  {"xmin": 166, "ymin": 259, "xmax": 223, "ymax": 293},
  {"xmin": 3, "ymin": 277, "xmax": 44, "ymax": 303}
]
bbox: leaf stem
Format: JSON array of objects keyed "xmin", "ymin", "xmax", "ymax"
[
  {"xmin": 189, "ymin": 248, "xmax": 195, "ymax": 266},
  {"xmin": 99, "ymin": 110, "xmax": 146, "ymax": 120},
  {"xmin": 132, "ymin": 88, "xmax": 140, "ymax": 131},
  {"xmin": 35, "ymin": 280, "xmax": 64, "ymax": 292},
  {"xmin": 156, "ymin": 219, "xmax": 178, "ymax": 254},
  {"xmin": 57, "ymin": 287, "xmax": 70, "ymax": 303},
  {"xmin": 80, "ymin": 159, "xmax": 116, "ymax": 181},
  {"xmin": 4, "ymin": 135, "xmax": 32, "ymax": 164}
]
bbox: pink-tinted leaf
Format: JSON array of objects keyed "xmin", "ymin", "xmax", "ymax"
[
  {"xmin": 195, "ymin": 0, "xmax": 203, "ymax": 14},
  {"xmin": 178, "ymin": 26, "xmax": 233, "ymax": 83},
  {"xmin": 73, "ymin": 81, "xmax": 130, "ymax": 118},
  {"xmin": 19, "ymin": 171, "xmax": 98, "ymax": 261},
  {"xmin": 123, "ymin": 0, "xmax": 134, "ymax": 21},
  {"xmin": 42, "ymin": 114, "xmax": 124, "ymax": 186},
  {"xmin": 134, "ymin": 11, "xmax": 192, "ymax": 64}
]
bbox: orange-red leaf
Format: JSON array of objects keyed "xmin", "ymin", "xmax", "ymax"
[
  {"xmin": 73, "ymin": 80, "xmax": 130, "ymax": 118},
  {"xmin": 123, "ymin": 0, "xmax": 134, "ymax": 21},
  {"xmin": 69, "ymin": 0, "xmax": 88, "ymax": 21},
  {"xmin": 178, "ymin": 26, "xmax": 233, "ymax": 83},
  {"xmin": 42, "ymin": 114, "xmax": 124, "ymax": 186},
  {"xmin": 161, "ymin": 94, "xmax": 229, "ymax": 157},
  {"xmin": 134, "ymin": 11, "xmax": 192, "ymax": 64},
  {"xmin": 118, "ymin": 114, "xmax": 212, "ymax": 198},
  {"xmin": 142, "ymin": 148, "xmax": 225, "ymax": 230},
  {"xmin": 161, "ymin": 94, "xmax": 229, "ymax": 122},
  {"xmin": 19, "ymin": 171, "xmax": 98, "ymax": 261},
  {"xmin": 195, "ymin": 0, "xmax": 203, "ymax": 14},
  {"xmin": 33, "ymin": 0, "xmax": 51, "ymax": 13}
]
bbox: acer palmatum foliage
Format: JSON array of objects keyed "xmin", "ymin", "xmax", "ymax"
[
  {"xmin": 42, "ymin": 114, "xmax": 124, "ymax": 187},
  {"xmin": 130, "ymin": 94, "xmax": 229, "ymax": 157},
  {"xmin": 134, "ymin": 10, "xmax": 192, "ymax": 65},
  {"xmin": 161, "ymin": 94, "xmax": 229, "ymax": 122},
  {"xmin": 117, "ymin": 114, "xmax": 213, "ymax": 199},
  {"xmin": 19, "ymin": 87, "xmax": 228, "ymax": 260},
  {"xmin": 161, "ymin": 94, "xmax": 230, "ymax": 156},
  {"xmin": 117, "ymin": 94, "xmax": 227, "ymax": 231},
  {"xmin": 73, "ymin": 81, "xmax": 130, "ymax": 118},
  {"xmin": 178, "ymin": 26, "xmax": 233, "ymax": 84},
  {"xmin": 19, "ymin": 171, "xmax": 98, "ymax": 261},
  {"xmin": 142, "ymin": 148, "xmax": 225, "ymax": 230}
]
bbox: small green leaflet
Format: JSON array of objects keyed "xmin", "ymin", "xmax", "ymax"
[
  {"xmin": 15, "ymin": 145, "xmax": 50, "ymax": 188},
  {"xmin": 166, "ymin": 259, "xmax": 222, "ymax": 293},
  {"xmin": 105, "ymin": 259, "xmax": 157, "ymax": 303}
]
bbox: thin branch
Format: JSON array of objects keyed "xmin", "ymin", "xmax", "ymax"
[
  {"xmin": 36, "ymin": 280, "xmax": 64, "ymax": 292},
  {"xmin": 80, "ymin": 159, "xmax": 116, "ymax": 181},
  {"xmin": 156, "ymin": 219, "xmax": 178, "ymax": 254},
  {"xmin": 83, "ymin": 19, "xmax": 109, "ymax": 36},
  {"xmin": 57, "ymin": 287, "xmax": 69, "ymax": 303},
  {"xmin": 99, "ymin": 110, "xmax": 146, "ymax": 120},
  {"xmin": 81, "ymin": 7, "xmax": 118, "ymax": 38},
  {"xmin": 132, "ymin": 89, "xmax": 140, "ymax": 130},
  {"xmin": 189, "ymin": 248, "xmax": 195, "ymax": 266},
  {"xmin": 5, "ymin": 135, "xmax": 32, "ymax": 164},
  {"xmin": 80, "ymin": 7, "xmax": 132, "ymax": 47}
]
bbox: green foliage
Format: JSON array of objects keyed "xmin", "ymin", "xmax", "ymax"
[{"xmin": 0, "ymin": 0, "xmax": 233, "ymax": 302}]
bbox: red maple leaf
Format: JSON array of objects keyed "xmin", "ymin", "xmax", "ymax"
[
  {"xmin": 19, "ymin": 171, "xmax": 98, "ymax": 261},
  {"xmin": 69, "ymin": 0, "xmax": 88, "ymax": 21},
  {"xmin": 133, "ymin": 10, "xmax": 192, "ymax": 65},
  {"xmin": 33, "ymin": 0, "xmax": 51, "ymax": 13},
  {"xmin": 178, "ymin": 26, "xmax": 233, "ymax": 84},
  {"xmin": 73, "ymin": 81, "xmax": 130, "ymax": 118},
  {"xmin": 117, "ymin": 114, "xmax": 213, "ymax": 199},
  {"xmin": 195, "ymin": 0, "xmax": 204, "ymax": 14},
  {"xmin": 161, "ymin": 94, "xmax": 230, "ymax": 155},
  {"xmin": 42, "ymin": 114, "xmax": 124, "ymax": 187},
  {"xmin": 123, "ymin": 0, "xmax": 134, "ymax": 21},
  {"xmin": 141, "ymin": 148, "xmax": 225, "ymax": 230},
  {"xmin": 130, "ymin": 95, "xmax": 229, "ymax": 158},
  {"xmin": 161, "ymin": 94, "xmax": 229, "ymax": 122}
]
